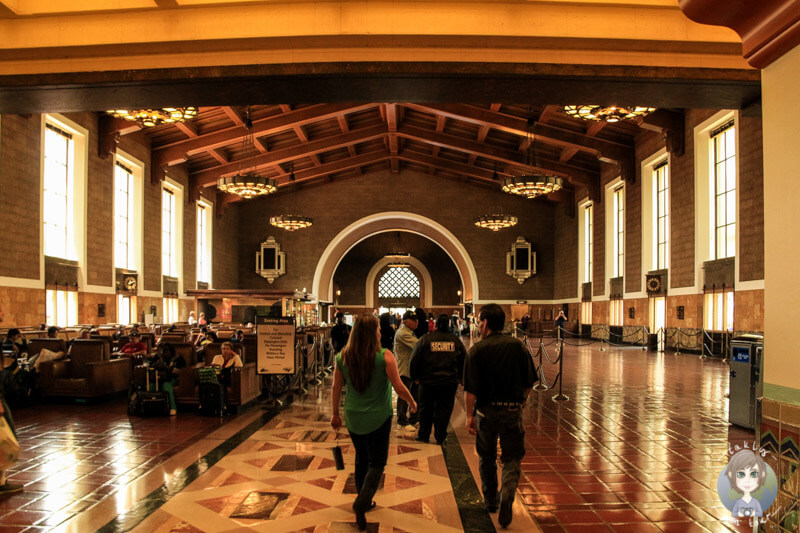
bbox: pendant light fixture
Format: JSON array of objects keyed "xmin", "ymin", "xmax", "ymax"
[
  {"xmin": 563, "ymin": 105, "xmax": 655, "ymax": 123},
  {"xmin": 474, "ymin": 209, "xmax": 518, "ymax": 231},
  {"xmin": 107, "ymin": 107, "xmax": 197, "ymax": 128},
  {"xmin": 502, "ymin": 109, "xmax": 565, "ymax": 199},
  {"xmin": 217, "ymin": 107, "xmax": 277, "ymax": 199}
]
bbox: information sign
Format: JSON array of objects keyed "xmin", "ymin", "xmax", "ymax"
[{"xmin": 256, "ymin": 316, "xmax": 296, "ymax": 374}]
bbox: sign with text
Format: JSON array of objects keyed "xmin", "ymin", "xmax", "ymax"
[{"xmin": 256, "ymin": 316, "xmax": 296, "ymax": 375}]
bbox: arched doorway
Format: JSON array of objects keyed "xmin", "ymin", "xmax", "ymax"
[{"xmin": 313, "ymin": 211, "xmax": 478, "ymax": 303}]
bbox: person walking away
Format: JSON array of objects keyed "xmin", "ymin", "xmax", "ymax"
[
  {"xmin": 331, "ymin": 312, "xmax": 352, "ymax": 354},
  {"xmin": 464, "ymin": 303, "xmax": 537, "ymax": 528},
  {"xmin": 330, "ymin": 315, "xmax": 416, "ymax": 531},
  {"xmin": 409, "ymin": 314, "xmax": 466, "ymax": 445},
  {"xmin": 393, "ymin": 311, "xmax": 420, "ymax": 433},
  {"xmin": 413, "ymin": 308, "xmax": 428, "ymax": 339},
  {"xmin": 379, "ymin": 313, "xmax": 395, "ymax": 350}
]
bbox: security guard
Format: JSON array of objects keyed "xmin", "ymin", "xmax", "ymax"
[{"xmin": 409, "ymin": 314, "xmax": 467, "ymax": 444}]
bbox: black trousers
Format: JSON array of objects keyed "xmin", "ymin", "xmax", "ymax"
[
  {"xmin": 417, "ymin": 382, "xmax": 458, "ymax": 443},
  {"xmin": 396, "ymin": 376, "xmax": 419, "ymax": 425},
  {"xmin": 475, "ymin": 406, "xmax": 526, "ymax": 507},
  {"xmin": 348, "ymin": 415, "xmax": 392, "ymax": 513}
]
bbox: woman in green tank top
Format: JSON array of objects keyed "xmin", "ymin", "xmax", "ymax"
[{"xmin": 331, "ymin": 314, "xmax": 417, "ymax": 531}]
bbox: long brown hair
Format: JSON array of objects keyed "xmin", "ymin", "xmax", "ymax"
[{"xmin": 341, "ymin": 314, "xmax": 380, "ymax": 394}]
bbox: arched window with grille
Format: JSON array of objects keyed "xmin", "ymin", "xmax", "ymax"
[{"xmin": 378, "ymin": 267, "xmax": 420, "ymax": 299}]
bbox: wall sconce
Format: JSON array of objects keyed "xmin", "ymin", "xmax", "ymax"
[
  {"xmin": 457, "ymin": 289, "xmax": 462, "ymax": 297},
  {"xmin": 336, "ymin": 290, "xmax": 341, "ymax": 297}
]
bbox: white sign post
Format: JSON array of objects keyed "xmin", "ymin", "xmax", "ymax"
[{"xmin": 256, "ymin": 316, "xmax": 296, "ymax": 374}]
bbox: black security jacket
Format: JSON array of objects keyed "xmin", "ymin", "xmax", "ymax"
[{"xmin": 409, "ymin": 330, "xmax": 467, "ymax": 386}]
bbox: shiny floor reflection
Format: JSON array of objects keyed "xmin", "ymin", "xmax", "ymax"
[{"xmin": 517, "ymin": 341, "xmax": 753, "ymax": 532}]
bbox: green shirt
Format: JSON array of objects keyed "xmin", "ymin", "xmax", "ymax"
[{"xmin": 336, "ymin": 348, "xmax": 392, "ymax": 435}]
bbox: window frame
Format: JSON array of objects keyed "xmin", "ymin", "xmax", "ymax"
[
  {"xmin": 584, "ymin": 203, "xmax": 593, "ymax": 283},
  {"xmin": 711, "ymin": 121, "xmax": 736, "ymax": 260},
  {"xmin": 46, "ymin": 288, "xmax": 78, "ymax": 328},
  {"xmin": 196, "ymin": 201, "xmax": 213, "ymax": 284},
  {"xmin": 114, "ymin": 161, "xmax": 135, "ymax": 270},
  {"xmin": 704, "ymin": 288, "xmax": 734, "ymax": 332},
  {"xmin": 161, "ymin": 188, "xmax": 177, "ymax": 277},
  {"xmin": 609, "ymin": 298, "xmax": 624, "ymax": 327},
  {"xmin": 612, "ymin": 186, "xmax": 624, "ymax": 278},
  {"xmin": 378, "ymin": 267, "xmax": 421, "ymax": 299},
  {"xmin": 654, "ymin": 161, "xmax": 670, "ymax": 271}
]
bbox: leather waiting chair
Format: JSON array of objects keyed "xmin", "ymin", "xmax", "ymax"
[{"xmin": 39, "ymin": 339, "xmax": 130, "ymax": 399}]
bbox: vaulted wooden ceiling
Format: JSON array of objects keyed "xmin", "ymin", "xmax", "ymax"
[{"xmin": 107, "ymin": 102, "xmax": 683, "ymax": 209}]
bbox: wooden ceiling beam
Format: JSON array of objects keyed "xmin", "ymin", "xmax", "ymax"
[
  {"xmin": 467, "ymin": 103, "xmax": 501, "ymax": 165},
  {"xmin": 396, "ymin": 123, "xmax": 598, "ymax": 186},
  {"xmin": 175, "ymin": 121, "xmax": 228, "ymax": 164},
  {"xmin": 279, "ymin": 103, "xmax": 321, "ymax": 167},
  {"xmin": 560, "ymin": 120, "xmax": 606, "ymax": 163},
  {"xmin": 191, "ymin": 123, "xmax": 387, "ymax": 186},
  {"xmin": 397, "ymin": 150, "xmax": 496, "ymax": 183},
  {"xmin": 403, "ymin": 102, "xmax": 635, "ymax": 181},
  {"xmin": 154, "ymin": 103, "xmax": 377, "ymax": 165},
  {"xmin": 538, "ymin": 104, "xmax": 561, "ymax": 124},
  {"xmin": 216, "ymin": 149, "xmax": 390, "ymax": 205},
  {"xmin": 431, "ymin": 114, "xmax": 446, "ymax": 159},
  {"xmin": 386, "ymin": 103, "xmax": 400, "ymax": 173}
]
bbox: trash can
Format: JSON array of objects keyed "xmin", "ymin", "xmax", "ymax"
[
  {"xmin": 647, "ymin": 333, "xmax": 658, "ymax": 351},
  {"xmin": 728, "ymin": 334, "xmax": 764, "ymax": 430}
]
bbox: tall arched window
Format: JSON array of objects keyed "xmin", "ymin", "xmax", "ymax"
[{"xmin": 378, "ymin": 267, "xmax": 420, "ymax": 298}]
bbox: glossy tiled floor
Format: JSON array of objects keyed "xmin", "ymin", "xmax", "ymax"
[
  {"xmin": 518, "ymin": 340, "xmax": 754, "ymax": 532},
  {"xmin": 1, "ymin": 341, "xmax": 756, "ymax": 532}
]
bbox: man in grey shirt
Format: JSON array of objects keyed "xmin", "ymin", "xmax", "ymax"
[{"xmin": 393, "ymin": 310, "xmax": 419, "ymax": 430}]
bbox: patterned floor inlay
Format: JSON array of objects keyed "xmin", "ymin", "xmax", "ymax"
[{"xmin": 131, "ymin": 397, "xmax": 468, "ymax": 533}]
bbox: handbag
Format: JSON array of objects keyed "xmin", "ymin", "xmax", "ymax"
[
  {"xmin": 0, "ymin": 416, "xmax": 20, "ymax": 471},
  {"xmin": 332, "ymin": 432, "xmax": 345, "ymax": 470}
]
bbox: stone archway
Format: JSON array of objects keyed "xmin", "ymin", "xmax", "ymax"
[{"xmin": 313, "ymin": 212, "xmax": 478, "ymax": 303}]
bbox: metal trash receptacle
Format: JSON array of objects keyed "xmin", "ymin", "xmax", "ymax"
[{"xmin": 728, "ymin": 334, "xmax": 764, "ymax": 430}]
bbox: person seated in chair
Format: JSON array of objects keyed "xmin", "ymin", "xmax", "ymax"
[
  {"xmin": 2, "ymin": 329, "xmax": 27, "ymax": 358},
  {"xmin": 211, "ymin": 341, "xmax": 243, "ymax": 388},
  {"xmin": 118, "ymin": 332, "xmax": 147, "ymax": 357},
  {"xmin": 150, "ymin": 343, "xmax": 186, "ymax": 416},
  {"xmin": 46, "ymin": 326, "xmax": 59, "ymax": 339}
]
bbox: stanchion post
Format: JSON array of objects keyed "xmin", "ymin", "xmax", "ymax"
[
  {"xmin": 533, "ymin": 337, "xmax": 548, "ymax": 391},
  {"xmin": 552, "ymin": 335, "xmax": 569, "ymax": 402},
  {"xmin": 675, "ymin": 329, "xmax": 681, "ymax": 356},
  {"xmin": 641, "ymin": 326, "xmax": 647, "ymax": 351}
]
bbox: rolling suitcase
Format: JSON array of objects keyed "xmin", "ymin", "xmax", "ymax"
[{"xmin": 136, "ymin": 369, "xmax": 169, "ymax": 417}]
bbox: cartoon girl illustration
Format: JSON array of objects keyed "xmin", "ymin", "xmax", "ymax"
[{"xmin": 725, "ymin": 449, "xmax": 767, "ymax": 518}]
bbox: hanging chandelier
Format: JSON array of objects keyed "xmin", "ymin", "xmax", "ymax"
[
  {"xmin": 474, "ymin": 210, "xmax": 518, "ymax": 231},
  {"xmin": 269, "ymin": 214, "xmax": 313, "ymax": 231},
  {"xmin": 502, "ymin": 174, "xmax": 563, "ymax": 198},
  {"xmin": 217, "ymin": 108, "xmax": 277, "ymax": 198},
  {"xmin": 107, "ymin": 107, "xmax": 197, "ymax": 128},
  {"xmin": 563, "ymin": 105, "xmax": 655, "ymax": 123},
  {"xmin": 503, "ymin": 110, "xmax": 565, "ymax": 199}
]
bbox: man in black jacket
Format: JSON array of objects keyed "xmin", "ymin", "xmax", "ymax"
[
  {"xmin": 464, "ymin": 303, "xmax": 536, "ymax": 528},
  {"xmin": 409, "ymin": 314, "xmax": 466, "ymax": 445},
  {"xmin": 330, "ymin": 312, "xmax": 351, "ymax": 354}
]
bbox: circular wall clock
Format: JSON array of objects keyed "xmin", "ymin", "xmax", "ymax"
[
  {"xmin": 646, "ymin": 276, "xmax": 661, "ymax": 293},
  {"xmin": 123, "ymin": 275, "xmax": 137, "ymax": 291}
]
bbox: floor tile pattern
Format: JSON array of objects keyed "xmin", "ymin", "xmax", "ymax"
[
  {"xmin": 132, "ymin": 401, "xmax": 466, "ymax": 532},
  {"xmin": 1, "ymin": 398, "xmax": 231, "ymax": 532},
  {"xmin": 516, "ymin": 340, "xmax": 756, "ymax": 532}
]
